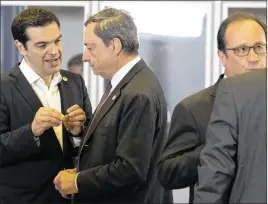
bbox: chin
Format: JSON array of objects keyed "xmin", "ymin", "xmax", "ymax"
[
  {"xmin": 92, "ymin": 69, "xmax": 100, "ymax": 76},
  {"xmin": 48, "ymin": 66, "xmax": 61, "ymax": 74}
]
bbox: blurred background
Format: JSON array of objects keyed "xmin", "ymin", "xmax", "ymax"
[{"xmin": 1, "ymin": 1, "xmax": 267, "ymax": 202}]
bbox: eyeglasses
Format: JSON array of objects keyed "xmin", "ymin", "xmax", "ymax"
[{"xmin": 225, "ymin": 44, "xmax": 267, "ymax": 57}]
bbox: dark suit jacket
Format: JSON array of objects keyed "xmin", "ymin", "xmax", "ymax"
[
  {"xmin": 157, "ymin": 74, "xmax": 224, "ymax": 203},
  {"xmin": 75, "ymin": 59, "xmax": 173, "ymax": 204},
  {"xmin": 0, "ymin": 65, "xmax": 92, "ymax": 204},
  {"xmin": 194, "ymin": 69, "xmax": 266, "ymax": 203}
]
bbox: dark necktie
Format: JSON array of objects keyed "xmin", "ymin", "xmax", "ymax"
[
  {"xmin": 95, "ymin": 81, "xmax": 112, "ymax": 113},
  {"xmin": 83, "ymin": 81, "xmax": 112, "ymax": 139}
]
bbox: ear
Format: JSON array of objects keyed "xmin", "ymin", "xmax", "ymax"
[
  {"xmin": 217, "ymin": 50, "xmax": 227, "ymax": 66},
  {"xmin": 15, "ymin": 40, "xmax": 27, "ymax": 56},
  {"xmin": 111, "ymin": 38, "xmax": 123, "ymax": 55}
]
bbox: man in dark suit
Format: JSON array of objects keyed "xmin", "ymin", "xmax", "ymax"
[
  {"xmin": 157, "ymin": 12, "xmax": 266, "ymax": 203},
  {"xmin": 53, "ymin": 7, "xmax": 173, "ymax": 204},
  {"xmin": 194, "ymin": 69, "xmax": 266, "ymax": 203},
  {"xmin": 0, "ymin": 7, "xmax": 92, "ymax": 204}
]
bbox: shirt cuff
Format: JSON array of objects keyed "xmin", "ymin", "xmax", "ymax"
[
  {"xmin": 75, "ymin": 172, "xmax": 80, "ymax": 192},
  {"xmin": 33, "ymin": 136, "xmax": 40, "ymax": 147}
]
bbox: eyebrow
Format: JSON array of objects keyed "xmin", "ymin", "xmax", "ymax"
[
  {"xmin": 234, "ymin": 41, "xmax": 265, "ymax": 47},
  {"xmin": 84, "ymin": 42, "xmax": 94, "ymax": 47},
  {"xmin": 34, "ymin": 34, "xmax": 62, "ymax": 46}
]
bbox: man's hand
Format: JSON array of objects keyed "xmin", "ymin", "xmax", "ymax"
[
  {"xmin": 63, "ymin": 104, "xmax": 86, "ymax": 135},
  {"xmin": 31, "ymin": 107, "xmax": 63, "ymax": 136},
  {"xmin": 54, "ymin": 169, "xmax": 78, "ymax": 196}
]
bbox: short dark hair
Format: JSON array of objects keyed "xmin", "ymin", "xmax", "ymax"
[
  {"xmin": 67, "ymin": 53, "xmax": 83, "ymax": 68},
  {"xmin": 84, "ymin": 7, "xmax": 139, "ymax": 55},
  {"xmin": 11, "ymin": 7, "xmax": 60, "ymax": 49},
  {"xmin": 217, "ymin": 12, "xmax": 267, "ymax": 52}
]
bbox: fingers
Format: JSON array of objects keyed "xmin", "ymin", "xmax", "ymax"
[
  {"xmin": 39, "ymin": 108, "xmax": 62, "ymax": 121},
  {"xmin": 32, "ymin": 106, "xmax": 86, "ymax": 137},
  {"xmin": 68, "ymin": 115, "xmax": 85, "ymax": 122},
  {"xmin": 32, "ymin": 108, "xmax": 64, "ymax": 136},
  {"xmin": 64, "ymin": 105, "xmax": 85, "ymax": 126},
  {"xmin": 53, "ymin": 171, "xmax": 63, "ymax": 185},
  {"xmin": 38, "ymin": 116, "xmax": 62, "ymax": 126},
  {"xmin": 33, "ymin": 105, "xmax": 85, "ymax": 137},
  {"xmin": 60, "ymin": 191, "xmax": 71, "ymax": 199},
  {"xmin": 65, "ymin": 121, "xmax": 83, "ymax": 127},
  {"xmin": 36, "ymin": 108, "xmax": 63, "ymax": 126},
  {"xmin": 55, "ymin": 184, "xmax": 60, "ymax": 191},
  {"xmin": 66, "ymin": 104, "xmax": 80, "ymax": 114},
  {"xmin": 65, "ymin": 168, "xmax": 77, "ymax": 173},
  {"xmin": 68, "ymin": 108, "xmax": 85, "ymax": 120}
]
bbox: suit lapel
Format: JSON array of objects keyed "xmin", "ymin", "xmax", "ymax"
[
  {"xmin": 58, "ymin": 72, "xmax": 75, "ymax": 154},
  {"xmin": 58, "ymin": 73, "xmax": 74, "ymax": 115},
  {"xmin": 210, "ymin": 74, "xmax": 224, "ymax": 97},
  {"xmin": 80, "ymin": 59, "xmax": 147, "ymax": 151},
  {"xmin": 9, "ymin": 65, "xmax": 43, "ymax": 113},
  {"xmin": 83, "ymin": 89, "xmax": 121, "ymax": 142}
]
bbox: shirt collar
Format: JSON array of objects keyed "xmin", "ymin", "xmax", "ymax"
[
  {"xmin": 111, "ymin": 56, "xmax": 141, "ymax": 89},
  {"xmin": 51, "ymin": 71, "xmax": 62, "ymax": 87},
  {"xmin": 19, "ymin": 58, "xmax": 62, "ymax": 86},
  {"xmin": 19, "ymin": 59, "xmax": 40, "ymax": 84}
]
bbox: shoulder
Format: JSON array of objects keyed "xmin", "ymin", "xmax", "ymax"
[
  {"xmin": 226, "ymin": 69, "xmax": 266, "ymax": 89},
  {"xmin": 60, "ymin": 70, "xmax": 82, "ymax": 81},
  {"xmin": 59, "ymin": 70, "xmax": 86, "ymax": 88},
  {"xmin": 1, "ymin": 70, "xmax": 18, "ymax": 102},
  {"xmin": 218, "ymin": 70, "xmax": 266, "ymax": 100},
  {"xmin": 171, "ymin": 84, "xmax": 218, "ymax": 121},
  {"xmin": 1, "ymin": 70, "xmax": 16, "ymax": 90},
  {"xmin": 1, "ymin": 72, "xmax": 12, "ymax": 83},
  {"xmin": 181, "ymin": 85, "xmax": 215, "ymax": 108},
  {"xmin": 123, "ymin": 65, "xmax": 164, "ymax": 99}
]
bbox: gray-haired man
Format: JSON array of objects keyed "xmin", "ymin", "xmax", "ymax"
[{"xmin": 54, "ymin": 7, "xmax": 173, "ymax": 204}]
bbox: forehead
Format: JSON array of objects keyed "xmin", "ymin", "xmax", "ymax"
[
  {"xmin": 225, "ymin": 20, "xmax": 266, "ymax": 47},
  {"xmin": 26, "ymin": 22, "xmax": 61, "ymax": 42},
  {"xmin": 84, "ymin": 23, "xmax": 102, "ymax": 44}
]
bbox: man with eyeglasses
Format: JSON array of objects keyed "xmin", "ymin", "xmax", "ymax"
[
  {"xmin": 193, "ymin": 12, "xmax": 267, "ymax": 203},
  {"xmin": 218, "ymin": 14, "xmax": 266, "ymax": 75},
  {"xmin": 157, "ymin": 12, "xmax": 266, "ymax": 203}
]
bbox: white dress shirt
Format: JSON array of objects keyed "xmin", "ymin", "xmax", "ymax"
[
  {"xmin": 110, "ymin": 56, "xmax": 141, "ymax": 93},
  {"xmin": 20, "ymin": 59, "xmax": 63, "ymax": 149}
]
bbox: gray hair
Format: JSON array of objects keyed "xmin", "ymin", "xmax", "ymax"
[{"xmin": 84, "ymin": 7, "xmax": 139, "ymax": 55}]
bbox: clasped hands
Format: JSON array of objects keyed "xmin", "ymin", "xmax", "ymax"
[
  {"xmin": 31, "ymin": 104, "xmax": 86, "ymax": 136},
  {"xmin": 53, "ymin": 168, "xmax": 78, "ymax": 198}
]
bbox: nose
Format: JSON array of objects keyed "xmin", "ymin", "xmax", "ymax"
[
  {"xmin": 82, "ymin": 49, "xmax": 90, "ymax": 63},
  {"xmin": 247, "ymin": 47, "xmax": 258, "ymax": 63},
  {"xmin": 48, "ymin": 43, "xmax": 59, "ymax": 56}
]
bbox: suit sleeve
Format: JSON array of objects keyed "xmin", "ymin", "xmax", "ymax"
[
  {"xmin": 77, "ymin": 93, "xmax": 156, "ymax": 198},
  {"xmin": 0, "ymin": 91, "xmax": 40, "ymax": 166},
  {"xmin": 194, "ymin": 80, "xmax": 238, "ymax": 203},
  {"xmin": 79, "ymin": 75, "xmax": 92, "ymax": 126},
  {"xmin": 157, "ymin": 102, "xmax": 203, "ymax": 189},
  {"xmin": 66, "ymin": 75, "xmax": 92, "ymax": 156}
]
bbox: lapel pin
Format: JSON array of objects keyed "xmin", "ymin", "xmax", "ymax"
[
  {"xmin": 112, "ymin": 95, "xmax": 116, "ymax": 100},
  {"xmin": 62, "ymin": 77, "xmax": 68, "ymax": 82}
]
